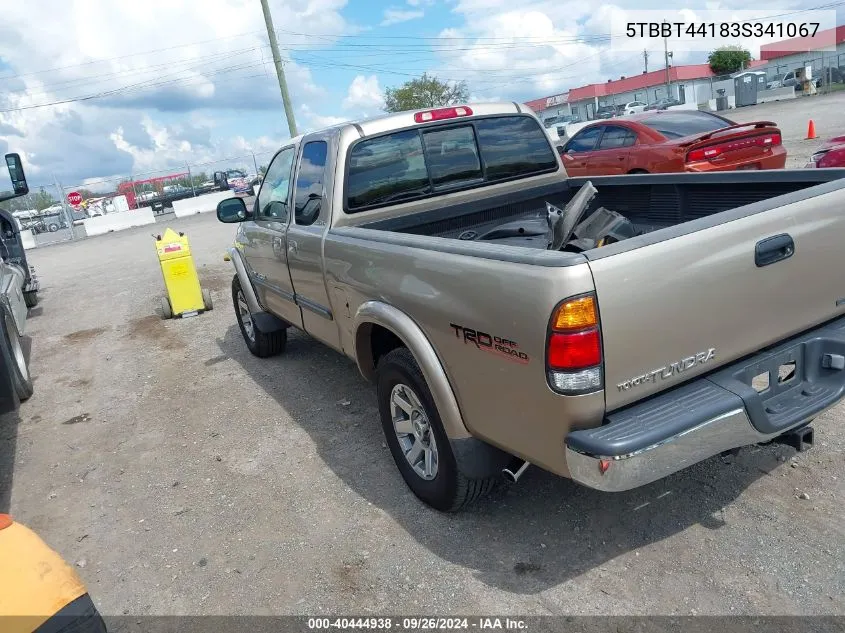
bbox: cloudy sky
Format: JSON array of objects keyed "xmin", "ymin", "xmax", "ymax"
[{"xmin": 0, "ymin": 0, "xmax": 832, "ymax": 190}]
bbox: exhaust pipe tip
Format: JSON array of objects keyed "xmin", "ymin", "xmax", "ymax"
[{"xmin": 502, "ymin": 459, "xmax": 530, "ymax": 483}]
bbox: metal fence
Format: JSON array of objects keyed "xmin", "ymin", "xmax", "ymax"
[{"xmin": 4, "ymin": 150, "xmax": 276, "ymax": 247}]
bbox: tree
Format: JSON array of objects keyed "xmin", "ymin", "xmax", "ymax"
[
  {"xmin": 383, "ymin": 73, "xmax": 470, "ymax": 113},
  {"xmin": 708, "ymin": 46, "xmax": 752, "ymax": 75},
  {"xmin": 33, "ymin": 187, "xmax": 57, "ymax": 211}
]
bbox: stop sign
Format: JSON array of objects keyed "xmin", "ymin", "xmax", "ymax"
[{"xmin": 67, "ymin": 191, "xmax": 82, "ymax": 205}]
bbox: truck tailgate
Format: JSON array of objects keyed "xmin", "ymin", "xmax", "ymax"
[{"xmin": 587, "ymin": 183, "xmax": 845, "ymax": 411}]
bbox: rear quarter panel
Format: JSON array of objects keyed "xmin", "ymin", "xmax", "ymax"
[{"xmin": 323, "ymin": 229, "xmax": 603, "ymax": 475}]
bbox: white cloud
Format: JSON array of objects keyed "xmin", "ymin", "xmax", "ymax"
[
  {"xmin": 406, "ymin": 0, "xmax": 435, "ymax": 5},
  {"xmin": 0, "ymin": 0, "xmax": 357, "ymax": 184},
  {"xmin": 299, "ymin": 104, "xmax": 349, "ymax": 131},
  {"xmin": 342, "ymin": 75, "xmax": 386, "ymax": 112},
  {"xmin": 381, "ymin": 8, "xmax": 425, "ymax": 26}
]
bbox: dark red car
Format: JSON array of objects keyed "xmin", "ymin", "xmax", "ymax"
[
  {"xmin": 558, "ymin": 110, "xmax": 787, "ymax": 176},
  {"xmin": 805, "ymin": 135, "xmax": 845, "ymax": 167}
]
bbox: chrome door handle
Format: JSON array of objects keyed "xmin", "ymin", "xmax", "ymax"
[{"xmin": 288, "ymin": 240, "xmax": 298, "ymax": 254}]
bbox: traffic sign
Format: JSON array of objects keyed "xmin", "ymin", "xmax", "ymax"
[{"xmin": 67, "ymin": 191, "xmax": 82, "ymax": 205}]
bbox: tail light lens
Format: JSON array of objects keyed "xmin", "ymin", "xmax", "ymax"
[
  {"xmin": 686, "ymin": 132, "xmax": 782, "ymax": 162},
  {"xmin": 547, "ymin": 294, "xmax": 603, "ymax": 394},
  {"xmin": 414, "ymin": 106, "xmax": 473, "ymax": 123}
]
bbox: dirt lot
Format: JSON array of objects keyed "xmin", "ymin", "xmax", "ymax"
[{"xmin": 2, "ymin": 208, "xmax": 844, "ymax": 617}]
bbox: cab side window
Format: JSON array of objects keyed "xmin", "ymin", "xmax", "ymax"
[
  {"xmin": 293, "ymin": 141, "xmax": 328, "ymax": 226},
  {"xmin": 256, "ymin": 147, "xmax": 295, "ymax": 221}
]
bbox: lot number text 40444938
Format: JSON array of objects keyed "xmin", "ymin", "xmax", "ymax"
[{"xmin": 306, "ymin": 617, "xmax": 528, "ymax": 631}]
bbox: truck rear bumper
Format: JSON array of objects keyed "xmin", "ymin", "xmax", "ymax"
[{"xmin": 565, "ymin": 315, "xmax": 845, "ymax": 492}]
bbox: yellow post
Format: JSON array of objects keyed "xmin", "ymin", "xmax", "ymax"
[{"xmin": 155, "ymin": 228, "xmax": 212, "ymax": 318}]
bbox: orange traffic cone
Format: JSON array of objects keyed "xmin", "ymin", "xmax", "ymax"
[{"xmin": 806, "ymin": 119, "xmax": 818, "ymax": 139}]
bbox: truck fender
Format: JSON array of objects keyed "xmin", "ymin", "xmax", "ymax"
[
  {"xmin": 226, "ymin": 247, "xmax": 288, "ymax": 333},
  {"xmin": 226, "ymin": 247, "xmax": 261, "ymax": 313},
  {"xmin": 353, "ymin": 301, "xmax": 471, "ymax": 440}
]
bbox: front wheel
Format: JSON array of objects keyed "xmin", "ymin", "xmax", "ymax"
[
  {"xmin": 2, "ymin": 310, "xmax": 33, "ymax": 402},
  {"xmin": 232, "ymin": 275, "xmax": 286, "ymax": 357},
  {"xmin": 376, "ymin": 347, "xmax": 496, "ymax": 512}
]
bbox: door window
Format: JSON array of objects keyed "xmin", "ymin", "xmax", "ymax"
[
  {"xmin": 566, "ymin": 127, "xmax": 602, "ymax": 152},
  {"xmin": 597, "ymin": 126, "xmax": 636, "ymax": 150},
  {"xmin": 256, "ymin": 147, "xmax": 295, "ymax": 221},
  {"xmin": 293, "ymin": 141, "xmax": 328, "ymax": 226}
]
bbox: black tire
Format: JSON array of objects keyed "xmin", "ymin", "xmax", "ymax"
[
  {"xmin": 2, "ymin": 310, "xmax": 33, "ymax": 402},
  {"xmin": 376, "ymin": 347, "xmax": 496, "ymax": 512},
  {"xmin": 23, "ymin": 292, "xmax": 38, "ymax": 308},
  {"xmin": 232, "ymin": 275, "xmax": 286, "ymax": 357},
  {"xmin": 628, "ymin": 168, "xmax": 649, "ymax": 174},
  {"xmin": 47, "ymin": 223, "xmax": 59, "ymax": 232}
]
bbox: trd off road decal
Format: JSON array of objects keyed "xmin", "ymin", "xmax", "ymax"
[{"xmin": 449, "ymin": 323, "xmax": 529, "ymax": 364}]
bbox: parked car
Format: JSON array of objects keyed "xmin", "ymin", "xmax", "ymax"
[
  {"xmin": 214, "ymin": 102, "xmax": 844, "ymax": 512},
  {"xmin": 559, "ymin": 110, "xmax": 786, "ymax": 177},
  {"xmin": 644, "ymin": 98, "xmax": 681, "ymax": 111},
  {"xmin": 805, "ymin": 134, "xmax": 845, "ymax": 168},
  {"xmin": 766, "ymin": 74, "xmax": 785, "ymax": 90},
  {"xmin": 594, "ymin": 105, "xmax": 618, "ymax": 120},
  {"xmin": 622, "ymin": 101, "xmax": 647, "ymax": 115}
]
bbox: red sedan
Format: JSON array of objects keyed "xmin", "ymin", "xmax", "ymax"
[
  {"xmin": 558, "ymin": 110, "xmax": 787, "ymax": 176},
  {"xmin": 805, "ymin": 135, "xmax": 845, "ymax": 167}
]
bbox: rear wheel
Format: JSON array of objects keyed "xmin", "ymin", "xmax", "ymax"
[
  {"xmin": 24, "ymin": 292, "xmax": 38, "ymax": 308},
  {"xmin": 376, "ymin": 347, "xmax": 496, "ymax": 512},
  {"xmin": 628, "ymin": 168, "xmax": 649, "ymax": 174},
  {"xmin": 47, "ymin": 223, "xmax": 59, "ymax": 232},
  {"xmin": 232, "ymin": 275, "xmax": 286, "ymax": 357}
]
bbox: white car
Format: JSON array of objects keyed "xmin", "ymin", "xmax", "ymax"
[{"xmin": 622, "ymin": 101, "xmax": 647, "ymax": 115}]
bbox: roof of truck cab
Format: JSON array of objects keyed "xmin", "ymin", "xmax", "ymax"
[{"xmin": 348, "ymin": 102, "xmax": 525, "ymax": 137}]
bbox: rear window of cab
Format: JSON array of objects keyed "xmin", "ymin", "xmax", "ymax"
[{"xmin": 345, "ymin": 115, "xmax": 558, "ymax": 212}]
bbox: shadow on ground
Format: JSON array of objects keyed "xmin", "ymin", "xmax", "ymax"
[{"xmin": 217, "ymin": 325, "xmax": 777, "ymax": 594}]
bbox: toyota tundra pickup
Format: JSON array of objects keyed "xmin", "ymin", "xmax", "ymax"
[{"xmin": 216, "ymin": 102, "xmax": 845, "ymax": 511}]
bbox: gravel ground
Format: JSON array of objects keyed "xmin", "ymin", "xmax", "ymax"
[{"xmin": 2, "ymin": 178, "xmax": 845, "ymax": 617}]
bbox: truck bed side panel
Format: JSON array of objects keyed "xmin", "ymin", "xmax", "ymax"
[
  {"xmin": 323, "ymin": 230, "xmax": 602, "ymax": 475},
  {"xmin": 591, "ymin": 182, "xmax": 845, "ymax": 411}
]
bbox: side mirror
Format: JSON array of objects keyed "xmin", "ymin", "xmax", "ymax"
[
  {"xmin": 4, "ymin": 153, "xmax": 27, "ymax": 197},
  {"xmin": 217, "ymin": 197, "xmax": 248, "ymax": 223}
]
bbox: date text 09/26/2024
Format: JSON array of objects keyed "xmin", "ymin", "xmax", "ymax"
[{"xmin": 307, "ymin": 617, "xmax": 528, "ymax": 630}]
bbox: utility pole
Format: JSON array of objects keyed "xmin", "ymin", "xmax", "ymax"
[
  {"xmin": 259, "ymin": 0, "xmax": 298, "ymax": 137},
  {"xmin": 664, "ymin": 37, "xmax": 672, "ymax": 98},
  {"xmin": 643, "ymin": 49, "xmax": 649, "ymax": 74}
]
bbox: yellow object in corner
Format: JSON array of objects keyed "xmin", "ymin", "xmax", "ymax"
[
  {"xmin": 156, "ymin": 228, "xmax": 205, "ymax": 317},
  {"xmin": 0, "ymin": 515, "xmax": 87, "ymax": 632}
]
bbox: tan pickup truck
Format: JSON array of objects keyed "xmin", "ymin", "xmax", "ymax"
[{"xmin": 217, "ymin": 103, "xmax": 845, "ymax": 511}]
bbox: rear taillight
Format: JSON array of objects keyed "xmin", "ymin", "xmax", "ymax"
[
  {"xmin": 547, "ymin": 294, "xmax": 603, "ymax": 394},
  {"xmin": 414, "ymin": 106, "xmax": 473, "ymax": 123},
  {"xmin": 686, "ymin": 132, "xmax": 782, "ymax": 162}
]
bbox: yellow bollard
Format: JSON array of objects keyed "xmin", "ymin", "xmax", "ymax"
[{"xmin": 154, "ymin": 228, "xmax": 212, "ymax": 319}]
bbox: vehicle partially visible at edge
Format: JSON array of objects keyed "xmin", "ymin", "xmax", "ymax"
[
  {"xmin": 0, "ymin": 153, "xmax": 40, "ymax": 414},
  {"xmin": 806, "ymin": 134, "xmax": 845, "ymax": 168}
]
